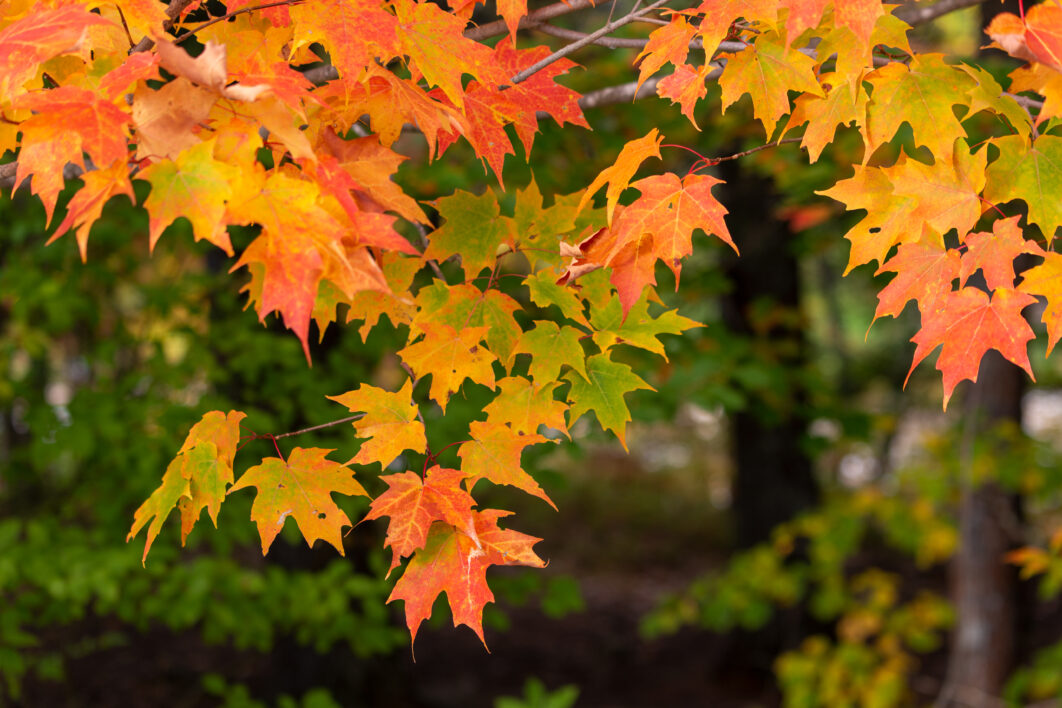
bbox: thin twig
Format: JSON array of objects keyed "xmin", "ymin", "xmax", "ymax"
[
  {"xmin": 273, "ymin": 414, "xmax": 365, "ymax": 439},
  {"xmin": 509, "ymin": 0, "xmax": 674, "ymax": 85},
  {"xmin": 413, "ymin": 221, "xmax": 448, "ymax": 282},
  {"xmin": 698, "ymin": 137, "xmax": 804, "ymax": 167},
  {"xmin": 129, "ymin": 0, "xmax": 199, "ymax": 54},
  {"xmin": 174, "ymin": 0, "xmax": 306, "ymax": 45}
]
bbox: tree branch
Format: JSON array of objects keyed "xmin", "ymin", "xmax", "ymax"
[
  {"xmin": 129, "ymin": 0, "xmax": 200, "ymax": 54},
  {"xmin": 174, "ymin": 0, "xmax": 306, "ymax": 45},
  {"xmin": 509, "ymin": 0, "xmax": 674, "ymax": 85},
  {"xmin": 464, "ymin": 0, "xmax": 597, "ymax": 42},
  {"xmin": 895, "ymin": 0, "xmax": 991, "ymax": 27}
]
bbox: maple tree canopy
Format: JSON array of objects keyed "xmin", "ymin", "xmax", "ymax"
[{"xmin": 3, "ymin": 0, "xmax": 1061, "ymax": 647}]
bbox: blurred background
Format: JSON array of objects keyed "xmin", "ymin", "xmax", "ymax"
[{"xmin": 5, "ymin": 1, "xmax": 1062, "ymax": 706}]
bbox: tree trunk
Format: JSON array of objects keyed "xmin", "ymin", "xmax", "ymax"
[
  {"xmin": 719, "ymin": 163, "xmax": 818, "ymax": 547},
  {"xmin": 940, "ymin": 351, "xmax": 1022, "ymax": 706}
]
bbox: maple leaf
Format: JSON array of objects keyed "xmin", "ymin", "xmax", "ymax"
[
  {"xmin": 364, "ymin": 466, "xmax": 477, "ymax": 572},
  {"xmin": 458, "ymin": 421, "xmax": 554, "ymax": 507},
  {"xmin": 132, "ymin": 78, "xmax": 218, "ymax": 162},
  {"xmin": 97, "ymin": 52, "xmax": 161, "ymax": 102},
  {"xmin": 392, "ymin": 0, "xmax": 504, "ymax": 109},
  {"xmin": 388, "ymin": 510, "xmax": 545, "ymax": 647},
  {"xmin": 984, "ymin": 135, "xmax": 1062, "ymax": 242},
  {"xmin": 785, "ymin": 72, "xmax": 867, "ymax": 163},
  {"xmin": 399, "ymin": 323, "xmax": 497, "ymax": 412},
  {"xmin": 636, "ymin": 16, "xmax": 698, "ymax": 92},
  {"xmin": 424, "ymin": 189, "xmax": 515, "ymax": 278},
  {"xmin": 1007, "ymin": 61, "xmax": 1062, "ymax": 125},
  {"xmin": 689, "ymin": 0, "xmax": 777, "ymax": 58},
  {"xmin": 577, "ymin": 129, "xmax": 663, "ymax": 225},
  {"xmin": 960, "ymin": 216, "xmax": 1045, "ymax": 291},
  {"xmin": 175, "ymin": 410, "xmax": 246, "ymax": 546},
  {"xmin": 887, "ymin": 145, "xmax": 986, "ymax": 238},
  {"xmin": 136, "ymin": 138, "xmax": 240, "ymax": 254},
  {"xmin": 564, "ymin": 172, "xmax": 731, "ymax": 314},
  {"xmin": 780, "ymin": 0, "xmax": 828, "ymax": 46},
  {"xmin": 0, "ymin": 6, "xmax": 113, "ymax": 103},
  {"xmin": 483, "ymin": 377, "xmax": 570, "ymax": 437},
  {"xmin": 589, "ymin": 293, "xmax": 703, "ymax": 358},
  {"xmin": 231, "ymin": 171, "xmax": 390, "ymax": 360},
  {"xmin": 907, "ymin": 287, "xmax": 1037, "ymax": 409},
  {"xmin": 229, "ymin": 447, "xmax": 369, "ymax": 555},
  {"xmin": 871, "ymin": 227, "xmax": 960, "ymax": 325},
  {"xmin": 525, "ymin": 268, "xmax": 591, "ymax": 328},
  {"xmin": 657, "ymin": 64, "xmax": 709, "ymax": 127},
  {"xmin": 319, "ymin": 127, "xmax": 428, "ymax": 225},
  {"xmin": 818, "ymin": 164, "xmax": 917, "ymax": 272},
  {"xmin": 564, "ymin": 353, "xmax": 654, "ymax": 450},
  {"xmin": 718, "ymin": 30, "xmax": 822, "ymax": 138},
  {"xmin": 14, "ymin": 87, "xmax": 131, "ymax": 224},
  {"xmin": 431, "ymin": 82, "xmax": 519, "ymax": 186},
  {"xmin": 289, "ymin": 0, "xmax": 400, "ymax": 81},
  {"xmin": 48, "ymin": 161, "xmax": 135, "ymax": 262},
  {"xmin": 513, "ymin": 186, "xmax": 582, "ymax": 270},
  {"xmin": 834, "ymin": 0, "xmax": 884, "ymax": 46},
  {"xmin": 611, "ymin": 172, "xmax": 734, "ymax": 282},
  {"xmin": 344, "ymin": 252, "xmax": 421, "ymax": 340},
  {"xmin": 128, "ymin": 410, "xmax": 245, "ymax": 563},
  {"xmin": 986, "ymin": 3, "xmax": 1062, "ymax": 72},
  {"xmin": 411, "ymin": 282, "xmax": 523, "ymax": 364},
  {"xmin": 328, "ymin": 380, "xmax": 427, "ymax": 468},
  {"xmin": 323, "ymin": 64, "xmax": 463, "ymax": 157},
  {"xmin": 864, "ymin": 55, "xmax": 974, "ymax": 164},
  {"xmin": 1019, "ymin": 251, "xmax": 1062, "ymax": 354},
  {"xmin": 958, "ymin": 63, "xmax": 1031, "ymax": 136},
  {"xmin": 514, "ymin": 320, "xmax": 588, "ymax": 384},
  {"xmin": 491, "ymin": 39, "xmax": 589, "ymax": 154},
  {"xmin": 824, "ymin": 145, "xmax": 986, "ymax": 274}
]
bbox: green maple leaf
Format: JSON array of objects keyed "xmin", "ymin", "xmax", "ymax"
[
  {"xmin": 514, "ymin": 320, "xmax": 588, "ymax": 383},
  {"xmin": 985, "ymin": 134, "xmax": 1062, "ymax": 242},
  {"xmin": 424, "ymin": 190, "xmax": 515, "ymax": 279},
  {"xmin": 590, "ymin": 294, "xmax": 703, "ymax": 358},
  {"xmin": 564, "ymin": 353, "xmax": 654, "ymax": 449}
]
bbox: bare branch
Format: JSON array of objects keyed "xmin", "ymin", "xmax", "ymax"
[
  {"xmin": 509, "ymin": 0, "xmax": 674, "ymax": 85},
  {"xmin": 273, "ymin": 414, "xmax": 364, "ymax": 439},
  {"xmin": 129, "ymin": 0, "xmax": 200, "ymax": 54},
  {"xmin": 303, "ymin": 63, "xmax": 338, "ymax": 84},
  {"xmin": 895, "ymin": 0, "xmax": 990, "ymax": 27},
  {"xmin": 0, "ymin": 162, "xmax": 85, "ymax": 192},
  {"xmin": 704, "ymin": 137, "xmax": 804, "ymax": 165}
]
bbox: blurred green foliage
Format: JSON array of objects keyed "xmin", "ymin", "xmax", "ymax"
[
  {"xmin": 0, "ymin": 188, "xmax": 410, "ymax": 699},
  {"xmin": 493, "ymin": 677, "xmax": 579, "ymax": 708}
]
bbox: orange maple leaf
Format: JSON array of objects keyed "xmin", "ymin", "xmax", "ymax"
[
  {"xmin": 0, "ymin": 6, "xmax": 112, "ymax": 103},
  {"xmin": 388, "ymin": 510, "xmax": 544, "ymax": 647},
  {"xmin": 364, "ymin": 466, "xmax": 477, "ymax": 572},
  {"xmin": 908, "ymin": 287, "xmax": 1037, "ymax": 409},
  {"xmin": 577, "ymin": 129, "xmax": 663, "ymax": 225}
]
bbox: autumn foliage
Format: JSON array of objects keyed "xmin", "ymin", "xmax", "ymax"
[{"xmin": 3, "ymin": 0, "xmax": 1062, "ymax": 647}]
